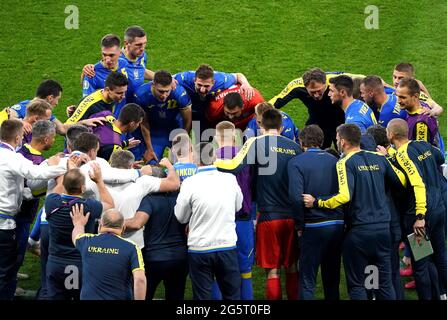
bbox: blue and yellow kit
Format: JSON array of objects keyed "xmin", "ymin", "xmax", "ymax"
[
  {"xmin": 376, "ymin": 94, "xmax": 407, "ymax": 128},
  {"xmin": 134, "ymin": 81, "xmax": 191, "ymax": 131},
  {"xmin": 215, "ymin": 134, "xmax": 302, "ymax": 222},
  {"xmin": 75, "ymin": 233, "xmax": 144, "ymax": 300},
  {"xmin": 393, "ymin": 140, "xmax": 445, "ymax": 217},
  {"xmin": 10, "ymin": 99, "xmax": 57, "ymax": 122},
  {"xmin": 119, "ymin": 50, "xmax": 147, "ymax": 103},
  {"xmin": 173, "ymin": 162, "xmax": 198, "ymax": 183},
  {"xmin": 316, "ymin": 150, "xmax": 406, "ymax": 227},
  {"xmin": 344, "ymin": 99, "xmax": 377, "ymax": 133},
  {"xmin": 174, "ymin": 71, "xmax": 237, "ymax": 113},
  {"xmin": 245, "ymin": 110, "xmax": 299, "ymax": 142},
  {"xmin": 65, "ymin": 90, "xmax": 115, "ymax": 124},
  {"xmin": 82, "ymin": 59, "xmax": 129, "ymax": 97}
]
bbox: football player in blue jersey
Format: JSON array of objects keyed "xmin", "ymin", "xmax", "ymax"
[
  {"xmin": 82, "ymin": 26, "xmax": 158, "ymax": 103},
  {"xmin": 174, "ymin": 64, "xmax": 254, "ymax": 140},
  {"xmin": 134, "ymin": 70, "xmax": 192, "ymax": 163},
  {"xmin": 81, "ymin": 34, "xmax": 129, "ymax": 98},
  {"xmin": 8, "ymin": 80, "xmax": 102, "ymax": 136},
  {"xmin": 245, "ymin": 102, "xmax": 299, "ymax": 142},
  {"xmin": 392, "ymin": 63, "xmax": 431, "ymax": 97},
  {"xmin": 328, "ymin": 75, "xmax": 377, "ymax": 133},
  {"xmin": 360, "ymin": 76, "xmax": 407, "ymax": 128}
]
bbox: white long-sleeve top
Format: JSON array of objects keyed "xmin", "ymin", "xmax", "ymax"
[
  {"xmin": 30, "ymin": 154, "xmax": 141, "ymax": 224},
  {"xmin": 174, "ymin": 166, "xmax": 243, "ymax": 252},
  {"xmin": 107, "ymin": 176, "xmax": 162, "ymax": 248},
  {"xmin": 0, "ymin": 142, "xmax": 67, "ymax": 229}
]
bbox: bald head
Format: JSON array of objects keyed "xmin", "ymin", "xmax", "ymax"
[
  {"xmin": 387, "ymin": 118, "xmax": 409, "ymax": 140},
  {"xmin": 101, "ymin": 209, "xmax": 124, "ymax": 230}
]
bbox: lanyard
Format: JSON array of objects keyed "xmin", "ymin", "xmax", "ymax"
[{"xmin": 0, "ymin": 142, "xmax": 14, "ymax": 152}]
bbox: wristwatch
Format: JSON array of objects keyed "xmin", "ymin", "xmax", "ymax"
[{"xmin": 416, "ymin": 214, "xmax": 425, "ymax": 220}]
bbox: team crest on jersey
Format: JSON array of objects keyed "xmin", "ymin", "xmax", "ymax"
[
  {"xmin": 83, "ymin": 80, "xmax": 90, "ymax": 90},
  {"xmin": 134, "ymin": 69, "xmax": 139, "ymax": 79}
]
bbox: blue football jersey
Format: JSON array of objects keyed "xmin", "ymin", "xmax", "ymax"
[
  {"xmin": 82, "ymin": 59, "xmax": 129, "ymax": 97},
  {"xmin": 120, "ymin": 51, "xmax": 147, "ymax": 103},
  {"xmin": 10, "ymin": 99, "xmax": 56, "ymax": 122},
  {"xmin": 174, "ymin": 71, "xmax": 237, "ymax": 111},
  {"xmin": 173, "ymin": 162, "xmax": 198, "ymax": 182},
  {"xmin": 245, "ymin": 111, "xmax": 299, "ymax": 141},
  {"xmin": 345, "ymin": 99, "xmax": 377, "ymax": 133},
  {"xmin": 377, "ymin": 94, "xmax": 407, "ymax": 128},
  {"xmin": 134, "ymin": 82, "xmax": 191, "ymax": 131}
]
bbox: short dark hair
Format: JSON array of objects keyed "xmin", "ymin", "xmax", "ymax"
[
  {"xmin": 336, "ymin": 124, "xmax": 361, "ymax": 147},
  {"xmin": 329, "ymin": 75, "xmax": 354, "ymax": 97},
  {"xmin": 303, "ymin": 68, "xmax": 326, "ymax": 87},
  {"xmin": 299, "ymin": 125, "xmax": 324, "ymax": 148},
  {"xmin": 366, "ymin": 124, "xmax": 389, "ymax": 148},
  {"xmin": 195, "ymin": 64, "xmax": 214, "ymax": 80},
  {"xmin": 223, "ymin": 92, "xmax": 243, "ymax": 110},
  {"xmin": 398, "ymin": 77, "xmax": 421, "ymax": 96},
  {"xmin": 153, "ymin": 70, "xmax": 172, "ymax": 87},
  {"xmin": 124, "ymin": 26, "xmax": 146, "ymax": 43},
  {"xmin": 0, "ymin": 119, "xmax": 23, "ymax": 142},
  {"xmin": 395, "ymin": 63, "xmax": 414, "ymax": 76},
  {"xmin": 36, "ymin": 80, "xmax": 63, "ymax": 99},
  {"xmin": 193, "ymin": 142, "xmax": 216, "ymax": 166},
  {"xmin": 361, "ymin": 75, "xmax": 384, "ymax": 91},
  {"xmin": 63, "ymin": 169, "xmax": 85, "ymax": 195},
  {"xmin": 118, "ymin": 103, "xmax": 144, "ymax": 125},
  {"xmin": 105, "ymin": 72, "xmax": 128, "ymax": 90},
  {"xmin": 261, "ymin": 109, "xmax": 282, "ymax": 130},
  {"xmin": 101, "ymin": 34, "xmax": 121, "ymax": 48},
  {"xmin": 73, "ymin": 132, "xmax": 99, "ymax": 153},
  {"xmin": 66, "ymin": 125, "xmax": 89, "ymax": 148}
]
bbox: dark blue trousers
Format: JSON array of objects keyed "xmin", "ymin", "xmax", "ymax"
[
  {"xmin": 36, "ymin": 224, "xmax": 49, "ymax": 300},
  {"xmin": 343, "ymin": 224, "xmax": 396, "ymax": 300},
  {"xmin": 299, "ymin": 223, "xmax": 343, "ymax": 300},
  {"xmin": 144, "ymin": 258, "xmax": 188, "ymax": 300},
  {"xmin": 403, "ymin": 209, "xmax": 447, "ymax": 300},
  {"xmin": 0, "ymin": 229, "xmax": 18, "ymax": 300},
  {"xmin": 390, "ymin": 240, "xmax": 404, "ymax": 300},
  {"xmin": 188, "ymin": 249, "xmax": 240, "ymax": 300},
  {"xmin": 46, "ymin": 257, "xmax": 82, "ymax": 300}
]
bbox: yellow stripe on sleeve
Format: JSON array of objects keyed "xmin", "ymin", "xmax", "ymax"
[
  {"xmin": 65, "ymin": 90, "xmax": 104, "ymax": 124},
  {"xmin": 269, "ymin": 77, "xmax": 305, "ymax": 105},
  {"xmin": 318, "ymin": 155, "xmax": 352, "ymax": 209},
  {"xmin": 214, "ymin": 136, "xmax": 257, "ymax": 171},
  {"xmin": 135, "ymin": 245, "xmax": 145, "ymax": 271},
  {"xmin": 396, "ymin": 142, "xmax": 427, "ymax": 215},
  {"xmin": 75, "ymin": 233, "xmax": 95, "ymax": 243}
]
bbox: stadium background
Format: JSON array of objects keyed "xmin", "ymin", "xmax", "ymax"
[{"xmin": 0, "ymin": 0, "xmax": 446, "ymax": 299}]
